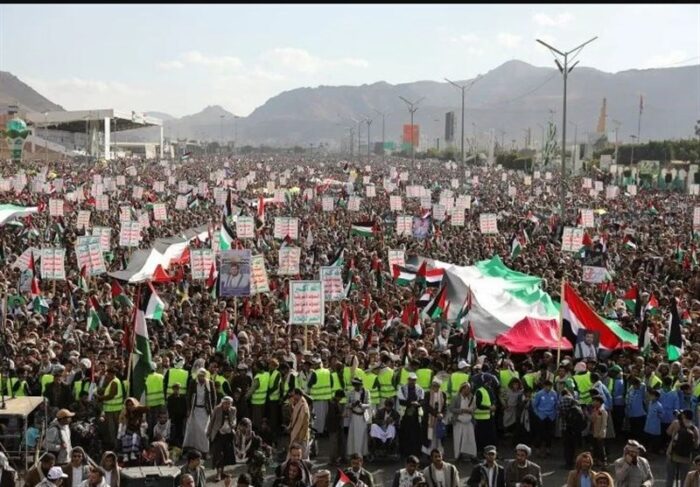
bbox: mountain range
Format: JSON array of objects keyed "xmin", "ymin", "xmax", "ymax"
[{"xmin": 2, "ymin": 60, "xmax": 699, "ymax": 147}]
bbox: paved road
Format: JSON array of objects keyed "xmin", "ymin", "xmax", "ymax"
[{"xmin": 191, "ymin": 436, "xmax": 674, "ymax": 486}]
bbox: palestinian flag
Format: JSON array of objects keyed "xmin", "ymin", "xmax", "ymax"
[
  {"xmin": 111, "ymin": 280, "xmax": 134, "ymax": 308},
  {"xmin": 418, "ymin": 264, "xmax": 445, "ymax": 287},
  {"xmin": 526, "ymin": 210, "xmax": 540, "ymax": 224},
  {"xmin": 644, "ymin": 293, "xmax": 660, "ymax": 316},
  {"xmin": 350, "ymin": 221, "xmax": 375, "ymax": 237},
  {"xmin": 562, "ymin": 282, "xmax": 638, "ymax": 350},
  {"xmin": 623, "ymin": 286, "xmax": 638, "ymax": 313},
  {"xmin": 510, "ymin": 234, "xmax": 522, "ymax": 259},
  {"xmin": 181, "ymin": 151, "xmax": 192, "ymax": 161},
  {"xmin": 342, "ymin": 306, "xmax": 360, "ymax": 339},
  {"xmin": 638, "ymin": 311, "xmax": 652, "ymax": 357},
  {"xmin": 78, "ymin": 265, "xmax": 89, "ymax": 293},
  {"xmin": 392, "ymin": 264, "xmax": 417, "ymax": 286},
  {"xmin": 32, "ymin": 296, "xmax": 49, "ymax": 314},
  {"xmin": 418, "ymin": 288, "xmax": 435, "ymax": 308},
  {"xmin": 335, "ymin": 469, "xmax": 353, "ymax": 487},
  {"xmin": 667, "ymin": 298, "xmax": 683, "ymax": 361},
  {"xmin": 206, "ymin": 262, "xmax": 218, "ymax": 299},
  {"xmin": 423, "ymin": 284, "xmax": 448, "ymax": 320},
  {"xmin": 675, "ymin": 242, "xmax": 684, "ymax": 263},
  {"xmin": 219, "ymin": 217, "xmax": 236, "ymax": 251},
  {"xmin": 87, "ymin": 296, "xmax": 102, "ymax": 331},
  {"xmin": 463, "ymin": 322, "xmax": 478, "ymax": 364},
  {"xmin": 216, "ymin": 310, "xmax": 238, "ymax": 364},
  {"xmin": 331, "ymin": 248, "xmax": 345, "ymax": 267},
  {"xmin": 142, "ymin": 282, "xmax": 166, "ymax": 320},
  {"xmin": 600, "ymin": 281, "xmax": 616, "ymax": 309},
  {"xmin": 131, "ymin": 285, "xmax": 156, "ymax": 402}
]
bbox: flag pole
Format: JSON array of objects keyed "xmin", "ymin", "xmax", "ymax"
[
  {"xmin": 126, "ymin": 284, "xmax": 140, "ymax": 398},
  {"xmin": 557, "ymin": 278, "xmax": 566, "ymax": 365}
]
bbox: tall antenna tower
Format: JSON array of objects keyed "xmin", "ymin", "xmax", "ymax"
[{"xmin": 596, "ymin": 98, "xmax": 607, "ymax": 135}]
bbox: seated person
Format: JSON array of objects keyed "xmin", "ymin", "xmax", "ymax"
[{"xmin": 370, "ymin": 399, "xmax": 400, "ymax": 449}]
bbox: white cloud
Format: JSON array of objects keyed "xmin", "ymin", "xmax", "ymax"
[
  {"xmin": 497, "ymin": 33, "xmax": 522, "ymax": 49},
  {"xmin": 262, "ymin": 47, "xmax": 369, "ymax": 75},
  {"xmin": 157, "ymin": 60, "xmax": 184, "ymax": 70},
  {"xmin": 642, "ymin": 50, "xmax": 689, "ymax": 69},
  {"xmin": 450, "ymin": 33, "xmax": 480, "ymax": 44},
  {"xmin": 158, "ymin": 50, "xmax": 242, "ymax": 72},
  {"xmin": 532, "ymin": 12, "xmax": 574, "ymax": 27}
]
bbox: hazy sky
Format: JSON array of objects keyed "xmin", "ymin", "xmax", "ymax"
[{"xmin": 1, "ymin": 4, "xmax": 698, "ymax": 117}]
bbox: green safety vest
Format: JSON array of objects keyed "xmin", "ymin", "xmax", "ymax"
[
  {"xmin": 310, "ymin": 368, "xmax": 332, "ymax": 401},
  {"xmin": 103, "ymin": 378, "xmax": 124, "ymax": 413},
  {"xmin": 6, "ymin": 378, "xmax": 27, "ymax": 397},
  {"xmin": 72, "ymin": 380, "xmax": 90, "ymax": 401},
  {"xmin": 212, "ymin": 374, "xmax": 228, "ymax": 397},
  {"xmin": 499, "ymin": 370, "xmax": 519, "ymax": 388},
  {"xmin": 281, "ymin": 373, "xmax": 297, "ymax": 400},
  {"xmin": 693, "ymin": 382, "xmax": 700, "ymax": 398},
  {"xmin": 166, "ymin": 368, "xmax": 189, "ymax": 397},
  {"xmin": 524, "ymin": 372, "xmax": 540, "ymax": 390},
  {"xmin": 398, "ymin": 368, "xmax": 411, "ymax": 387},
  {"xmin": 268, "ymin": 370, "xmax": 281, "ymax": 402},
  {"xmin": 145, "ymin": 373, "xmax": 165, "ymax": 407},
  {"xmin": 344, "ymin": 366, "xmax": 365, "ymax": 394},
  {"xmin": 378, "ymin": 368, "xmax": 396, "ymax": 399},
  {"xmin": 646, "ymin": 374, "xmax": 661, "ymax": 390},
  {"xmin": 573, "ymin": 372, "xmax": 593, "ymax": 405},
  {"xmin": 251, "ymin": 372, "xmax": 270, "ymax": 405},
  {"xmin": 474, "ymin": 386, "xmax": 492, "ymax": 420},
  {"xmin": 448, "ymin": 372, "xmax": 470, "ymax": 400},
  {"xmin": 363, "ymin": 372, "xmax": 380, "ymax": 405},
  {"xmin": 41, "ymin": 374, "xmax": 54, "ymax": 395},
  {"xmin": 331, "ymin": 371, "xmax": 345, "ymax": 403},
  {"xmin": 416, "ymin": 368, "xmax": 433, "ymax": 390}
]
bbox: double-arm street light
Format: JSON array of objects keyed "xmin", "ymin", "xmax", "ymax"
[
  {"xmin": 373, "ymin": 109, "xmax": 389, "ymax": 164},
  {"xmin": 536, "ymin": 35, "xmax": 598, "ymax": 219},
  {"xmin": 444, "ymin": 75, "xmax": 481, "ymax": 166},
  {"xmin": 398, "ymin": 96, "xmax": 425, "ymax": 167}
]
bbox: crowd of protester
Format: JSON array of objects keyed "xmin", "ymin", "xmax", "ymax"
[{"xmin": 1, "ymin": 151, "xmax": 700, "ymax": 486}]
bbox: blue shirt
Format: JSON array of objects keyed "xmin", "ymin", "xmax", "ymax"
[
  {"xmin": 592, "ymin": 381, "xmax": 613, "ymax": 411},
  {"xmin": 533, "ymin": 388, "xmax": 558, "ymax": 421},
  {"xmin": 612, "ymin": 378, "xmax": 626, "ymax": 406},
  {"xmin": 579, "ymin": 474, "xmax": 592, "ymax": 487},
  {"xmin": 644, "ymin": 400, "xmax": 664, "ymax": 435},
  {"xmin": 626, "ymin": 385, "xmax": 647, "ymax": 418},
  {"xmin": 659, "ymin": 389, "xmax": 680, "ymax": 424}
]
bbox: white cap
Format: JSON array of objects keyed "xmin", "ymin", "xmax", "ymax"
[
  {"xmin": 457, "ymin": 360, "xmax": 469, "ymax": 369},
  {"xmin": 574, "ymin": 362, "xmax": 587, "ymax": 373},
  {"xmin": 80, "ymin": 358, "xmax": 92, "ymax": 369},
  {"xmin": 407, "ymin": 372, "xmax": 418, "ymax": 380},
  {"xmin": 47, "ymin": 466, "xmax": 68, "ymax": 480}
]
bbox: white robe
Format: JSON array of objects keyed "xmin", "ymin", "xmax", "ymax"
[
  {"xmin": 346, "ymin": 388, "xmax": 370, "ymax": 456},
  {"xmin": 453, "ymin": 395, "xmax": 477, "ymax": 457},
  {"xmin": 183, "ymin": 383, "xmax": 211, "ymax": 453}
]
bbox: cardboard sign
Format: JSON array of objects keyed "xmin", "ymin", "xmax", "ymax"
[
  {"xmin": 236, "ymin": 216, "xmax": 255, "ymax": 239},
  {"xmin": 274, "ymin": 217, "xmax": 299, "ymax": 240},
  {"xmin": 119, "ymin": 222, "xmax": 141, "ymax": 247},
  {"xmin": 132, "ymin": 186, "xmax": 144, "ymax": 200},
  {"xmin": 289, "ymin": 280, "xmax": 324, "ymax": 326},
  {"xmin": 451, "ymin": 208, "xmax": 465, "ymax": 226},
  {"xmin": 96, "ymin": 195, "xmax": 109, "ymax": 211},
  {"xmin": 278, "ymin": 247, "xmax": 301, "ymax": 275},
  {"xmin": 456, "ymin": 195, "xmax": 471, "ymax": 210},
  {"xmin": 582, "ymin": 178, "xmax": 592, "ymax": 189},
  {"xmin": 479, "ymin": 213, "xmax": 498, "ymax": 234},
  {"xmin": 606, "ymin": 186, "xmax": 619, "ymax": 200},
  {"xmin": 580, "ymin": 209, "xmax": 595, "ymax": 228},
  {"xmin": 396, "ymin": 216, "xmax": 413, "ymax": 236},
  {"xmin": 366, "ymin": 185, "xmax": 376, "ymax": 198},
  {"xmin": 388, "ymin": 249, "xmax": 405, "ymax": 270},
  {"xmin": 92, "ymin": 227, "xmax": 111, "ymax": 252},
  {"xmin": 432, "ymin": 204, "xmax": 446, "ymax": 222},
  {"xmin": 421, "ymin": 195, "xmax": 432, "ymax": 209},
  {"xmin": 175, "ymin": 195, "xmax": 188, "ymax": 210},
  {"xmin": 348, "ymin": 196, "xmax": 361, "ymax": 211},
  {"xmin": 75, "ymin": 238, "xmax": 106, "ymax": 276},
  {"xmin": 390, "ymin": 195, "xmax": 403, "ymax": 212},
  {"xmin": 153, "ymin": 203, "xmax": 167, "ymax": 221},
  {"xmin": 627, "ymin": 185, "xmax": 637, "ymax": 196},
  {"xmin": 250, "ymin": 254, "xmax": 270, "ymax": 294},
  {"xmin": 40, "ymin": 248, "xmax": 66, "ymax": 280},
  {"xmin": 139, "ymin": 211, "xmax": 150, "ymax": 229},
  {"xmin": 120, "ymin": 206, "xmax": 132, "ymax": 223},
  {"xmin": 322, "ymin": 196, "xmax": 335, "ymax": 212},
  {"xmin": 320, "ymin": 266, "xmax": 345, "ymax": 301},
  {"xmin": 153, "ymin": 181, "xmax": 165, "ymax": 193},
  {"xmin": 561, "ymin": 227, "xmax": 584, "ymax": 252},
  {"xmin": 77, "ymin": 210, "xmax": 91, "ymax": 230}
]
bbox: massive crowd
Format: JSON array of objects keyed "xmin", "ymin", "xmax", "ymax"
[{"xmin": 1, "ymin": 151, "xmax": 700, "ymax": 487}]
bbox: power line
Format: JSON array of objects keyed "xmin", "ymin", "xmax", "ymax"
[{"xmin": 473, "ymin": 71, "xmax": 559, "ymax": 109}]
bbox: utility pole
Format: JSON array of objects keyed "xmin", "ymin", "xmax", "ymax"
[
  {"xmin": 612, "ymin": 120, "xmax": 621, "ymax": 164},
  {"xmin": 536, "ymin": 35, "xmax": 598, "ymax": 220},
  {"xmin": 472, "ymin": 122, "xmax": 478, "ymax": 161},
  {"xmin": 445, "ymin": 75, "xmax": 481, "ymax": 166},
  {"xmin": 399, "ymin": 96, "xmax": 425, "ymax": 167},
  {"xmin": 630, "ymin": 134, "xmax": 638, "ymax": 165},
  {"xmin": 365, "ymin": 117, "xmax": 373, "ymax": 163},
  {"xmin": 568, "ymin": 121, "xmax": 578, "ymax": 173},
  {"xmin": 373, "ymin": 109, "xmax": 388, "ymax": 164}
]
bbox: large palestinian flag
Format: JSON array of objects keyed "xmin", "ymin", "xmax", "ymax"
[{"xmin": 424, "ymin": 255, "xmax": 637, "ymax": 351}]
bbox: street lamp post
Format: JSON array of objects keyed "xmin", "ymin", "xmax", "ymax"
[
  {"xmin": 612, "ymin": 120, "xmax": 621, "ymax": 164},
  {"xmin": 472, "ymin": 122, "xmax": 478, "ymax": 161},
  {"xmin": 568, "ymin": 121, "xmax": 578, "ymax": 172},
  {"xmin": 445, "ymin": 75, "xmax": 481, "ymax": 166},
  {"xmin": 373, "ymin": 109, "xmax": 388, "ymax": 164},
  {"xmin": 399, "ymin": 96, "xmax": 425, "ymax": 167},
  {"xmin": 365, "ymin": 117, "xmax": 373, "ymax": 163},
  {"xmin": 630, "ymin": 134, "xmax": 638, "ymax": 165},
  {"xmin": 536, "ymin": 36, "xmax": 598, "ymax": 219}
]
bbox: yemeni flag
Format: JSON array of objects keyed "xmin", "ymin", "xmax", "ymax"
[
  {"xmin": 350, "ymin": 221, "xmax": 375, "ymax": 237},
  {"xmin": 418, "ymin": 264, "xmax": 445, "ymax": 288},
  {"xmin": 335, "ymin": 469, "xmax": 353, "ymax": 487},
  {"xmin": 667, "ymin": 298, "xmax": 683, "ymax": 361},
  {"xmin": 623, "ymin": 286, "xmax": 638, "ymax": 313},
  {"xmin": 216, "ymin": 310, "xmax": 239, "ymax": 364},
  {"xmin": 131, "ymin": 285, "xmax": 156, "ymax": 402},
  {"xmin": 219, "ymin": 217, "xmax": 236, "ymax": 251},
  {"xmin": 392, "ymin": 264, "xmax": 417, "ymax": 286},
  {"xmin": 87, "ymin": 296, "xmax": 102, "ymax": 331},
  {"xmin": 111, "ymin": 280, "xmax": 134, "ymax": 308},
  {"xmin": 562, "ymin": 282, "xmax": 638, "ymax": 350},
  {"xmin": 142, "ymin": 282, "xmax": 166, "ymax": 320},
  {"xmin": 423, "ymin": 283, "xmax": 449, "ymax": 320},
  {"xmin": 510, "ymin": 234, "xmax": 522, "ymax": 259}
]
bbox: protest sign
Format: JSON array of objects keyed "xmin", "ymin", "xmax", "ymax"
[
  {"xmin": 219, "ymin": 249, "xmax": 251, "ymax": 297},
  {"xmin": 289, "ymin": 281, "xmax": 324, "ymax": 326},
  {"xmin": 320, "ymin": 266, "xmax": 344, "ymax": 301},
  {"xmin": 250, "ymin": 254, "xmax": 270, "ymax": 294},
  {"xmin": 479, "ymin": 213, "xmax": 498, "ymax": 234}
]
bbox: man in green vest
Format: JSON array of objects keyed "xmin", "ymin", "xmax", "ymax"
[
  {"xmin": 447, "ymin": 361, "xmax": 471, "ymax": 401},
  {"xmin": 415, "ymin": 361, "xmax": 434, "ymax": 392},
  {"xmin": 307, "ymin": 356, "xmax": 332, "ymax": 435},
  {"xmin": 331, "ymin": 362, "xmax": 346, "ymax": 405},
  {"xmin": 248, "ymin": 361, "xmax": 269, "ymax": 431},
  {"xmin": 209, "ymin": 361, "xmax": 233, "ymax": 402},
  {"xmin": 474, "ymin": 385, "xmax": 496, "ymax": 455},
  {"xmin": 267, "ymin": 358, "xmax": 282, "ymax": 443},
  {"xmin": 144, "ymin": 366, "xmax": 166, "ymax": 434},
  {"xmin": 97, "ymin": 367, "xmax": 124, "ymax": 451},
  {"xmin": 164, "ymin": 358, "xmax": 189, "ymax": 398},
  {"xmin": 572, "ymin": 361, "xmax": 593, "ymax": 406},
  {"xmin": 363, "ymin": 365, "xmax": 381, "ymax": 412}
]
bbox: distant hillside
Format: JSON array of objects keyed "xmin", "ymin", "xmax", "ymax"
[
  {"xmin": 3, "ymin": 60, "xmax": 698, "ymax": 146},
  {"xmin": 0, "ymin": 71, "xmax": 64, "ymax": 112}
]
